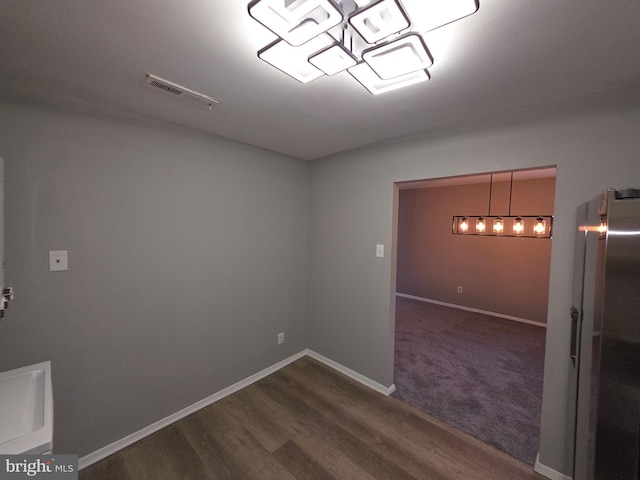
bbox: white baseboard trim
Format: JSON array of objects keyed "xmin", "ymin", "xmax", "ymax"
[
  {"xmin": 396, "ymin": 293, "xmax": 547, "ymax": 328},
  {"xmin": 304, "ymin": 349, "xmax": 396, "ymax": 396},
  {"xmin": 79, "ymin": 349, "xmax": 395, "ymax": 470},
  {"xmin": 78, "ymin": 350, "xmax": 307, "ymax": 470},
  {"xmin": 534, "ymin": 453, "xmax": 572, "ymax": 480}
]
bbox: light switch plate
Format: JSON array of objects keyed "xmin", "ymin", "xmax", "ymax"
[
  {"xmin": 49, "ymin": 250, "xmax": 68, "ymax": 271},
  {"xmin": 376, "ymin": 244, "xmax": 384, "ymax": 258}
]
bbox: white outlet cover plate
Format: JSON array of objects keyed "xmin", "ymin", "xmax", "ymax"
[{"xmin": 49, "ymin": 251, "xmax": 68, "ymax": 271}]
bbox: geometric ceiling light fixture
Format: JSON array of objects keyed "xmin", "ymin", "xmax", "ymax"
[
  {"xmin": 400, "ymin": 0, "xmax": 480, "ymax": 33},
  {"xmin": 362, "ymin": 33, "xmax": 433, "ymax": 80},
  {"xmin": 247, "ymin": 0, "xmax": 480, "ymax": 94},
  {"xmin": 348, "ymin": 0, "xmax": 410, "ymax": 44},
  {"xmin": 309, "ymin": 43, "xmax": 358, "ymax": 75},
  {"xmin": 248, "ymin": 0, "xmax": 344, "ymax": 46},
  {"xmin": 258, "ymin": 35, "xmax": 333, "ymax": 83},
  {"xmin": 348, "ymin": 61, "xmax": 430, "ymax": 95}
]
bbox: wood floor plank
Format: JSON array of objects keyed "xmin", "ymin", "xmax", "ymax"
[
  {"xmin": 116, "ymin": 431, "xmax": 184, "ymax": 480},
  {"xmin": 232, "ymin": 385, "xmax": 379, "ymax": 480},
  {"xmin": 182, "ymin": 402, "xmax": 298, "ymax": 480},
  {"xmin": 289, "ymin": 359, "xmax": 544, "ymax": 480},
  {"xmin": 176, "ymin": 413, "xmax": 253, "ymax": 480},
  {"xmin": 273, "ymin": 440, "xmax": 338, "ymax": 480},
  {"xmin": 280, "ymin": 361, "xmax": 453, "ymax": 480},
  {"xmin": 80, "ymin": 356, "xmax": 548, "ymax": 480},
  {"xmin": 288, "ymin": 359, "xmax": 537, "ymax": 480},
  {"xmin": 219, "ymin": 384, "xmax": 290, "ymax": 453},
  {"xmin": 400, "ymin": 412, "xmax": 542, "ymax": 480},
  {"xmin": 78, "ymin": 454, "xmax": 131, "ymax": 480},
  {"xmin": 256, "ymin": 369, "xmax": 422, "ymax": 480}
]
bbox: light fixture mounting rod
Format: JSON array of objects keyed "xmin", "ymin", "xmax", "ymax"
[
  {"xmin": 488, "ymin": 174, "xmax": 493, "ymax": 216},
  {"xmin": 508, "ymin": 172, "xmax": 514, "ymax": 216}
]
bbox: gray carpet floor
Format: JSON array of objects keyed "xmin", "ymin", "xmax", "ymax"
[{"xmin": 393, "ymin": 296, "xmax": 546, "ymax": 465}]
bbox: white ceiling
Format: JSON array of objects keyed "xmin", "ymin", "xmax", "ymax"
[{"xmin": 1, "ymin": 1, "xmax": 639, "ymax": 160}]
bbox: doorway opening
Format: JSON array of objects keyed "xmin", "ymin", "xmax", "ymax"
[{"xmin": 392, "ymin": 167, "xmax": 556, "ymax": 465}]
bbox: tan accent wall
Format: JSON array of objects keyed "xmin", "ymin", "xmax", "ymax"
[{"xmin": 397, "ymin": 176, "xmax": 556, "ymax": 323}]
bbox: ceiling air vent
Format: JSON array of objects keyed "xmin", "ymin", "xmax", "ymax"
[{"xmin": 144, "ymin": 73, "xmax": 220, "ymax": 110}]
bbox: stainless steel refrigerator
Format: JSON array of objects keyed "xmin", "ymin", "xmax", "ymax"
[{"xmin": 571, "ymin": 188, "xmax": 640, "ymax": 479}]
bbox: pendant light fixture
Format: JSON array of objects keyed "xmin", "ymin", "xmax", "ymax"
[
  {"xmin": 248, "ymin": 0, "xmax": 480, "ymax": 95},
  {"xmin": 452, "ymin": 171, "xmax": 553, "ymax": 238}
]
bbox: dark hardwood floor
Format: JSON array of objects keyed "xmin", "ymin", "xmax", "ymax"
[{"xmin": 80, "ymin": 356, "xmax": 546, "ymax": 480}]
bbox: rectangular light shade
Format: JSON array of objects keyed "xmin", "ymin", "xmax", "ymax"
[
  {"xmin": 348, "ymin": 0, "xmax": 410, "ymax": 44},
  {"xmin": 348, "ymin": 62, "xmax": 430, "ymax": 95},
  {"xmin": 248, "ymin": 0, "xmax": 343, "ymax": 47},
  {"xmin": 309, "ymin": 44, "xmax": 358, "ymax": 75},
  {"xmin": 400, "ymin": 0, "xmax": 479, "ymax": 32},
  {"xmin": 362, "ymin": 34, "xmax": 432, "ymax": 80},
  {"xmin": 258, "ymin": 36, "xmax": 331, "ymax": 83}
]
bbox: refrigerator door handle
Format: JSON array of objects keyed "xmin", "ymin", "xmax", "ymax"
[{"xmin": 570, "ymin": 306, "xmax": 580, "ymax": 365}]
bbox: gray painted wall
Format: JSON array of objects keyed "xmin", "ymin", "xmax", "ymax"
[
  {"xmin": 309, "ymin": 88, "xmax": 640, "ymax": 476},
  {"xmin": 0, "ymin": 99, "xmax": 309, "ymax": 456}
]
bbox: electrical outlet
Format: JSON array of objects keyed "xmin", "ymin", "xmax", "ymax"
[
  {"xmin": 457, "ymin": 286, "xmax": 463, "ymax": 294},
  {"xmin": 278, "ymin": 332, "xmax": 285, "ymax": 345}
]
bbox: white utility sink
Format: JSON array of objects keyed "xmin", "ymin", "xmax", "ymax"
[{"xmin": 0, "ymin": 361, "xmax": 53, "ymax": 454}]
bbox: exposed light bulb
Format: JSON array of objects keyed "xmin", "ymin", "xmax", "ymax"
[
  {"xmin": 459, "ymin": 217, "xmax": 469, "ymax": 233},
  {"xmin": 513, "ymin": 217, "xmax": 525, "ymax": 235},
  {"xmin": 533, "ymin": 217, "xmax": 546, "ymax": 236},
  {"xmin": 476, "ymin": 217, "xmax": 486, "ymax": 233},
  {"xmin": 493, "ymin": 217, "xmax": 504, "ymax": 234}
]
